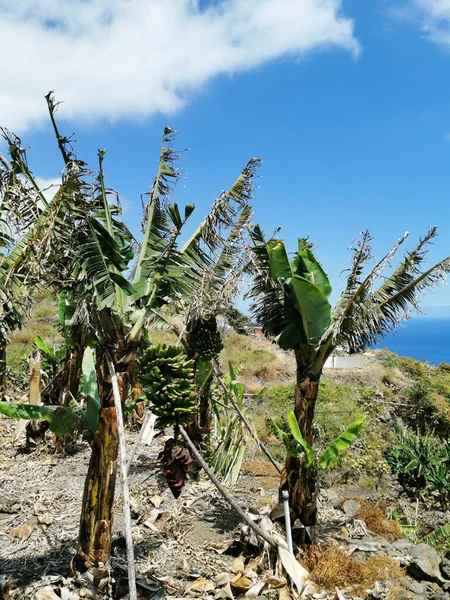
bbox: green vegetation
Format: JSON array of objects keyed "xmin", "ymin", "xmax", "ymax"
[
  {"xmin": 386, "ymin": 424, "xmax": 450, "ymax": 509},
  {"xmin": 379, "ymin": 352, "xmax": 450, "ymax": 436},
  {"xmin": 224, "ymin": 305, "xmax": 251, "ymax": 334},
  {"xmin": 247, "ymin": 224, "xmax": 450, "ymax": 542},
  {"xmin": 2, "ymin": 91, "xmax": 450, "ymax": 600}
]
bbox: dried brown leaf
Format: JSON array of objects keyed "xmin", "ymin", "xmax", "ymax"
[
  {"xmin": 230, "ymin": 576, "xmax": 253, "ymax": 594},
  {"xmin": 231, "ymin": 555, "xmax": 245, "ymax": 574},
  {"xmin": 245, "ymin": 581, "xmax": 265, "ymax": 597},
  {"xmin": 215, "ymin": 573, "xmax": 234, "ymax": 586},
  {"xmin": 149, "ymin": 495, "xmax": 163, "ymax": 508},
  {"xmin": 215, "ymin": 582, "xmax": 234, "ymax": 600},
  {"xmin": 278, "ymin": 586, "xmax": 292, "ymax": 600},
  {"xmin": 33, "ymin": 587, "xmax": 60, "ymax": 600},
  {"xmin": 264, "ymin": 576, "xmax": 286, "ymax": 589},
  {"xmin": 185, "ymin": 577, "xmax": 215, "ymax": 594},
  {"xmin": 7, "ymin": 524, "xmax": 33, "ymax": 540}
]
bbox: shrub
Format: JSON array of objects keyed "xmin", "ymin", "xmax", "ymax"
[
  {"xmin": 224, "ymin": 305, "xmax": 251, "ymax": 335},
  {"xmin": 386, "ymin": 424, "xmax": 450, "ymax": 508}
]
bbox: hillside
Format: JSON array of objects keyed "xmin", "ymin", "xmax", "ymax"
[{"xmin": 2, "ymin": 296, "xmax": 450, "ymax": 599}]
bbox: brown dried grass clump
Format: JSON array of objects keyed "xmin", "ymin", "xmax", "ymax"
[
  {"xmin": 302, "ymin": 545, "xmax": 364, "ymax": 591},
  {"xmin": 339, "ymin": 498, "xmax": 402, "ymax": 541},
  {"xmin": 356, "ymin": 503, "xmax": 403, "ymax": 541},
  {"xmin": 363, "ymin": 555, "xmax": 404, "ymax": 585},
  {"xmin": 302, "ymin": 545, "xmax": 404, "ymax": 596}
]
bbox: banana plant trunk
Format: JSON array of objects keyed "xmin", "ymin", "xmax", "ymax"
[
  {"xmin": 75, "ymin": 337, "xmax": 136, "ymax": 577},
  {"xmin": 283, "ymin": 354, "xmax": 320, "ymax": 546},
  {"xmin": 58, "ymin": 343, "xmax": 84, "ymax": 406}
]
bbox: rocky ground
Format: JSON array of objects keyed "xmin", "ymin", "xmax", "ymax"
[{"xmin": 1, "ymin": 413, "xmax": 450, "ymax": 600}]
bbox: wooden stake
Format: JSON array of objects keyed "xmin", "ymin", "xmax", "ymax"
[
  {"xmin": 105, "ymin": 352, "xmax": 137, "ymax": 600},
  {"xmin": 179, "ymin": 425, "xmax": 277, "ymax": 549}
]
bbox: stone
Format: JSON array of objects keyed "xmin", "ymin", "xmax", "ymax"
[
  {"xmin": 393, "ymin": 539, "xmax": 416, "ymax": 554},
  {"xmin": 389, "ymin": 590, "xmax": 423, "ymax": 600},
  {"xmin": 407, "ymin": 543, "xmax": 443, "ymax": 584},
  {"xmin": 37, "ymin": 513, "xmax": 53, "ymax": 526},
  {"xmin": 441, "ymin": 558, "xmax": 450, "ymax": 580},
  {"xmin": 322, "ymin": 489, "xmax": 341, "ymax": 508},
  {"xmin": 349, "ymin": 535, "xmax": 392, "ymax": 554},
  {"xmin": 342, "ymin": 499, "xmax": 361, "ymax": 517},
  {"xmin": 403, "ymin": 580, "xmax": 427, "ymax": 596},
  {"xmin": 349, "ymin": 539, "xmax": 380, "ymax": 553}
]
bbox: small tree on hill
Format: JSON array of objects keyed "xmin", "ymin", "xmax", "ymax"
[{"xmin": 225, "ymin": 305, "xmax": 251, "ymax": 335}]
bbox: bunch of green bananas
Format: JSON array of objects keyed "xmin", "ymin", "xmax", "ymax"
[
  {"xmin": 190, "ymin": 318, "xmax": 223, "ymax": 359},
  {"xmin": 136, "ymin": 344, "xmax": 196, "ymax": 430}
]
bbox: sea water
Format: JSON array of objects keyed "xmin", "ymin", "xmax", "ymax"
[{"xmin": 373, "ymin": 318, "xmax": 450, "ymax": 365}]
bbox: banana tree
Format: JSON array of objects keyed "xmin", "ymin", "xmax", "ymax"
[
  {"xmin": 178, "ymin": 162, "xmax": 260, "ymax": 443},
  {"xmin": 1, "ymin": 94, "xmax": 263, "ymax": 578},
  {"xmin": 248, "ymin": 226, "xmax": 450, "ymax": 544},
  {"xmin": 0, "ymin": 148, "xmax": 47, "ymax": 396}
]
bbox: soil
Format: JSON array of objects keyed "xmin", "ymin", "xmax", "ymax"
[{"xmin": 0, "ymin": 416, "xmax": 281, "ymax": 599}]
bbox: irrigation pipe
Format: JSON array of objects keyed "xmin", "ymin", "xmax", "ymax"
[
  {"xmin": 106, "ymin": 352, "xmax": 137, "ymax": 600},
  {"xmin": 212, "ymin": 364, "xmax": 282, "ymax": 474},
  {"xmin": 179, "ymin": 425, "xmax": 277, "ymax": 549},
  {"xmin": 282, "ymin": 490, "xmax": 294, "ymax": 555}
]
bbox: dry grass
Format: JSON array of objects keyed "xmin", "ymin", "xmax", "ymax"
[
  {"xmin": 302, "ymin": 545, "xmax": 364, "ymax": 591},
  {"xmin": 356, "ymin": 506, "xmax": 403, "ymax": 541},
  {"xmin": 302, "ymin": 545, "xmax": 404, "ymax": 596},
  {"xmin": 220, "ymin": 331, "xmax": 295, "ymax": 388},
  {"xmin": 242, "ymin": 459, "xmax": 280, "ymax": 477},
  {"xmin": 338, "ymin": 499, "xmax": 403, "ymax": 541}
]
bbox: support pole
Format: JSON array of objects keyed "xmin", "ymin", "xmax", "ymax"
[
  {"xmin": 179, "ymin": 425, "xmax": 277, "ymax": 549},
  {"xmin": 126, "ymin": 409, "xmax": 152, "ymax": 474},
  {"xmin": 106, "ymin": 352, "xmax": 137, "ymax": 600}
]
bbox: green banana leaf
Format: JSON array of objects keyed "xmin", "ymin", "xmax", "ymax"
[
  {"xmin": 0, "ymin": 402, "xmax": 76, "ymax": 434},
  {"xmin": 268, "ymin": 240, "xmax": 292, "ymax": 279},
  {"xmin": 319, "ymin": 414, "xmax": 366, "ymax": 471},
  {"xmin": 287, "ymin": 411, "xmax": 316, "ymax": 468},
  {"xmin": 267, "ymin": 416, "xmax": 302, "ymax": 459},
  {"xmin": 294, "ymin": 248, "xmax": 332, "ymax": 298},
  {"xmin": 58, "ymin": 291, "xmax": 76, "ymax": 331},
  {"xmin": 34, "ymin": 335, "xmax": 55, "ymax": 359},
  {"xmin": 289, "ymin": 275, "xmax": 331, "ymax": 344},
  {"xmin": 196, "ymin": 357, "xmax": 213, "ymax": 389},
  {"xmin": 81, "ymin": 347, "xmax": 100, "ymax": 431}
]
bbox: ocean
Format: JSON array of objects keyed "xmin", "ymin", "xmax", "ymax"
[{"xmin": 372, "ymin": 318, "xmax": 450, "ymax": 365}]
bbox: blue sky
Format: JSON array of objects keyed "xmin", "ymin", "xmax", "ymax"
[{"xmin": 2, "ymin": 0, "xmax": 450, "ymax": 316}]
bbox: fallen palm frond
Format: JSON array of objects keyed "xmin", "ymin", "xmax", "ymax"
[{"xmin": 210, "ymin": 362, "xmax": 268, "ymax": 484}]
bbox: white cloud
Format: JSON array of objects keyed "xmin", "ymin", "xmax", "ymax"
[
  {"xmin": 0, "ymin": 0, "xmax": 359, "ymax": 133},
  {"xmin": 34, "ymin": 177, "xmax": 61, "ymax": 201},
  {"xmin": 394, "ymin": 1, "xmax": 450, "ymax": 47}
]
